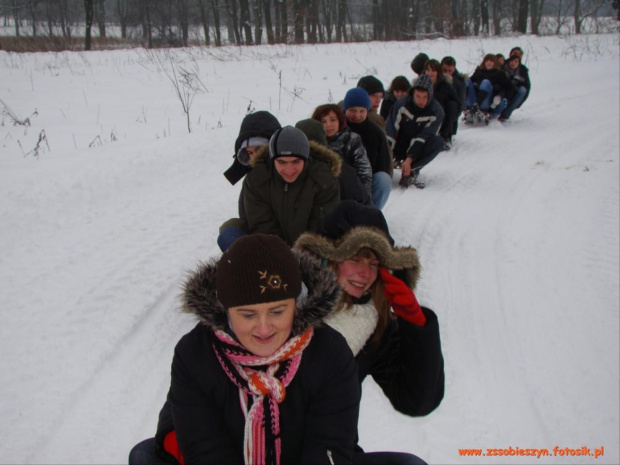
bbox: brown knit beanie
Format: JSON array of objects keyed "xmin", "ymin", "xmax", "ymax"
[{"xmin": 216, "ymin": 234, "xmax": 302, "ymax": 308}]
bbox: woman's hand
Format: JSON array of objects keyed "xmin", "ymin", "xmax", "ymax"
[{"xmin": 379, "ymin": 268, "xmax": 426, "ymax": 326}]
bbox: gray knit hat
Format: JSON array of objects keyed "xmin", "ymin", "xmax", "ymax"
[
  {"xmin": 268, "ymin": 126, "xmax": 310, "ymax": 161},
  {"xmin": 216, "ymin": 234, "xmax": 302, "ymax": 308}
]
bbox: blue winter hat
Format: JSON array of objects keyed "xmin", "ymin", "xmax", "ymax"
[{"xmin": 343, "ymin": 87, "xmax": 371, "ymax": 111}]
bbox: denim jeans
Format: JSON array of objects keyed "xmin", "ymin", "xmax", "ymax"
[
  {"xmin": 128, "ymin": 438, "xmax": 427, "ymax": 465},
  {"xmin": 466, "ymin": 79, "xmax": 493, "ymax": 109},
  {"xmin": 501, "ymin": 86, "xmax": 527, "ymax": 119},
  {"xmin": 128, "ymin": 438, "xmax": 169, "ymax": 465},
  {"xmin": 217, "ymin": 226, "xmax": 246, "ymax": 252},
  {"xmin": 372, "ymin": 171, "xmax": 392, "ymax": 210}
]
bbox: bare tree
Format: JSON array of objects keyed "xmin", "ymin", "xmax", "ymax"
[
  {"xmin": 239, "ymin": 0, "xmax": 252, "ymax": 44},
  {"xmin": 95, "ymin": 0, "xmax": 105, "ymax": 38},
  {"xmin": 84, "ymin": 0, "xmax": 94, "ymax": 50},
  {"xmin": 263, "ymin": 0, "xmax": 275, "ymax": 44},
  {"xmin": 516, "ymin": 0, "xmax": 528, "ymax": 32}
]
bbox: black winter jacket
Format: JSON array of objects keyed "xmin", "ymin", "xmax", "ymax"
[
  {"xmin": 154, "ymin": 254, "xmax": 361, "ymax": 465},
  {"xmin": 327, "ymin": 127, "xmax": 373, "ymax": 196},
  {"xmin": 469, "ymin": 68, "xmax": 516, "ymax": 101},
  {"xmin": 357, "ymin": 308, "xmax": 445, "ymax": 416},
  {"xmin": 433, "ymin": 75, "xmax": 462, "ymax": 115},
  {"xmin": 346, "ymin": 119, "xmax": 393, "ymax": 177},
  {"xmin": 385, "ymin": 90, "xmax": 445, "ymax": 163},
  {"xmin": 504, "ymin": 63, "xmax": 531, "ymax": 104}
]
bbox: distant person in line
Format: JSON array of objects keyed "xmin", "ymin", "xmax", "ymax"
[
  {"xmin": 441, "ymin": 56, "xmax": 468, "ymax": 135},
  {"xmin": 217, "ymin": 126, "xmax": 340, "ymax": 250},
  {"xmin": 311, "ymin": 104, "xmax": 373, "ymax": 203},
  {"xmin": 385, "ymin": 74, "xmax": 444, "ymax": 189},
  {"xmin": 423, "ymin": 59, "xmax": 462, "ymax": 150},
  {"xmin": 356, "ymin": 75, "xmax": 387, "ymax": 131},
  {"xmin": 380, "ymin": 75, "xmax": 411, "ymax": 121},
  {"xmin": 499, "ymin": 53, "xmax": 531, "ymax": 122},
  {"xmin": 342, "ymin": 87, "xmax": 393, "ymax": 209},
  {"xmin": 464, "ymin": 54, "xmax": 515, "ymax": 119},
  {"xmin": 295, "ymin": 117, "xmax": 371, "ymax": 206},
  {"xmin": 495, "ymin": 53, "xmax": 506, "ymax": 68},
  {"xmin": 128, "ymin": 234, "xmax": 361, "ymax": 465},
  {"xmin": 410, "ymin": 52, "xmax": 429, "ymax": 77},
  {"xmin": 294, "ymin": 200, "xmax": 445, "ymax": 465},
  {"xmin": 219, "ymin": 111, "xmax": 282, "ymax": 250}
]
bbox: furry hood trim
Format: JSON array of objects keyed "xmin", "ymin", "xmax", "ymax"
[
  {"xmin": 293, "ymin": 226, "xmax": 421, "ymax": 289},
  {"xmin": 181, "ymin": 251, "xmax": 341, "ymax": 335},
  {"xmin": 250, "ymin": 141, "xmax": 342, "ymax": 178}
]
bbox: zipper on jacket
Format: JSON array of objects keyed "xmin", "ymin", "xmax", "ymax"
[{"xmin": 327, "ymin": 450, "xmax": 334, "ymax": 465}]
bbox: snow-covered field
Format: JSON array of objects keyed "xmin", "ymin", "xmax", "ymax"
[{"xmin": 1, "ymin": 33, "xmax": 618, "ymax": 464}]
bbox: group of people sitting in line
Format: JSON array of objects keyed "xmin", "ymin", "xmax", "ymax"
[{"xmin": 126, "ymin": 46, "xmax": 530, "ymax": 465}]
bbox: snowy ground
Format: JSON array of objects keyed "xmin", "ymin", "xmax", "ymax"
[{"xmin": 1, "ymin": 34, "xmax": 618, "ymax": 465}]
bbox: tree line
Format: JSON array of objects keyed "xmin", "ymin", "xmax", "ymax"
[{"xmin": 1, "ymin": 0, "xmax": 617, "ymax": 50}]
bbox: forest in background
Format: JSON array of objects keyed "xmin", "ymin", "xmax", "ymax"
[{"xmin": 0, "ymin": 0, "xmax": 618, "ymax": 52}]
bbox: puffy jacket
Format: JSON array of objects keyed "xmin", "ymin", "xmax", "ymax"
[
  {"xmin": 327, "ymin": 126, "xmax": 373, "ymax": 196},
  {"xmin": 242, "ymin": 142, "xmax": 341, "ymax": 246}
]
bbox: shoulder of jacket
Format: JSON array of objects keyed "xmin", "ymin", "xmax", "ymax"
[{"xmin": 309, "ymin": 141, "xmax": 342, "ymax": 178}]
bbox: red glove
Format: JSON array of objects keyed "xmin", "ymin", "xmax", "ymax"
[{"xmin": 379, "ymin": 268, "xmax": 426, "ymax": 326}]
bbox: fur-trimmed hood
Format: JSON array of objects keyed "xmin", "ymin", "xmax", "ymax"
[
  {"xmin": 293, "ymin": 226, "xmax": 421, "ymax": 289},
  {"xmin": 250, "ymin": 140, "xmax": 341, "ymax": 178},
  {"xmin": 182, "ymin": 251, "xmax": 341, "ymax": 335}
]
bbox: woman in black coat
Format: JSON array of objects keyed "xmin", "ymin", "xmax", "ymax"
[
  {"xmin": 294, "ymin": 200, "xmax": 446, "ymax": 465},
  {"xmin": 129, "ymin": 234, "xmax": 360, "ymax": 465}
]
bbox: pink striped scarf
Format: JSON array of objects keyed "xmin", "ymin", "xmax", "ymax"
[{"xmin": 212, "ymin": 327, "xmax": 314, "ymax": 465}]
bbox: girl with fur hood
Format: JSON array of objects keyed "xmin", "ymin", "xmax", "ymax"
[
  {"xmin": 128, "ymin": 234, "xmax": 360, "ymax": 465},
  {"xmin": 293, "ymin": 200, "xmax": 445, "ymax": 465}
]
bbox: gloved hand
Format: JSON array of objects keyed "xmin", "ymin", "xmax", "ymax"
[{"xmin": 379, "ymin": 268, "xmax": 426, "ymax": 326}]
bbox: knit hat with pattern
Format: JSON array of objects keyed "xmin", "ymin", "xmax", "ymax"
[{"xmin": 216, "ymin": 234, "xmax": 302, "ymax": 308}]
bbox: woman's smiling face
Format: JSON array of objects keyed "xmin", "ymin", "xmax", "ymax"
[{"xmin": 337, "ymin": 249, "xmax": 379, "ymax": 298}]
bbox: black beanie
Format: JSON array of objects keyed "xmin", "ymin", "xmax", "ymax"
[
  {"xmin": 216, "ymin": 234, "xmax": 302, "ymax": 308},
  {"xmin": 318, "ymin": 200, "xmax": 395, "ymax": 246},
  {"xmin": 410, "ymin": 53, "xmax": 430, "ymax": 75},
  {"xmin": 268, "ymin": 126, "xmax": 310, "ymax": 161},
  {"xmin": 357, "ymin": 75, "xmax": 385, "ymax": 95}
]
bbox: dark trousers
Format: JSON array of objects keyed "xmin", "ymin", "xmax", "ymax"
[
  {"xmin": 440, "ymin": 100, "xmax": 460, "ymax": 139},
  {"xmin": 129, "ymin": 438, "xmax": 427, "ymax": 465},
  {"xmin": 411, "ymin": 134, "xmax": 445, "ymax": 172}
]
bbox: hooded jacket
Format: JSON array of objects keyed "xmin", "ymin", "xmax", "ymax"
[
  {"xmin": 293, "ymin": 223, "xmax": 445, "ymax": 417},
  {"xmin": 154, "ymin": 253, "xmax": 361, "ymax": 464},
  {"xmin": 385, "ymin": 76, "xmax": 445, "ymax": 163},
  {"xmin": 224, "ymin": 111, "xmax": 282, "ymax": 185},
  {"xmin": 241, "ymin": 141, "xmax": 341, "ymax": 246}
]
